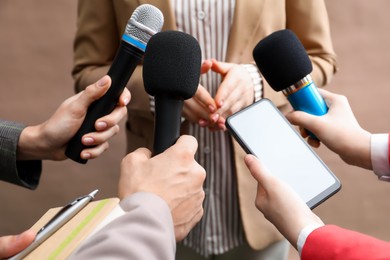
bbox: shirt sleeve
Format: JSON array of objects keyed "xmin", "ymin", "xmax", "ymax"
[
  {"xmin": 371, "ymin": 133, "xmax": 390, "ymax": 181},
  {"xmin": 241, "ymin": 64, "xmax": 263, "ymax": 102}
]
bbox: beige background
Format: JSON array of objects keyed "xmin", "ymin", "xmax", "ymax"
[{"xmin": 0, "ymin": 1, "xmax": 389, "ymax": 258}]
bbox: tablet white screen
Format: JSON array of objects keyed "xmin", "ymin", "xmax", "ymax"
[{"xmin": 227, "ymin": 99, "xmax": 340, "ymax": 208}]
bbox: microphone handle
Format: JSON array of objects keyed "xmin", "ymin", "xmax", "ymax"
[
  {"xmin": 153, "ymin": 95, "xmax": 183, "ymax": 156},
  {"xmin": 65, "ymin": 41, "xmax": 143, "ymax": 164},
  {"xmin": 287, "ymin": 82, "xmax": 328, "ymax": 115},
  {"xmin": 287, "ymin": 81, "xmax": 328, "ymax": 140}
]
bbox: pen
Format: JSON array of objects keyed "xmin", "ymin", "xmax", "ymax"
[{"xmin": 8, "ymin": 189, "xmax": 98, "ymax": 260}]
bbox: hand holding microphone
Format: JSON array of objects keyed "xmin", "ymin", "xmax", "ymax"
[
  {"xmin": 143, "ymin": 31, "xmax": 202, "ymax": 155},
  {"xmin": 65, "ymin": 4, "xmax": 164, "ymax": 163},
  {"xmin": 253, "ymin": 29, "xmax": 328, "ymax": 139}
]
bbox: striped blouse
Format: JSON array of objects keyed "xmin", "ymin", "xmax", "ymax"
[{"xmin": 172, "ymin": 0, "xmax": 244, "ymax": 256}]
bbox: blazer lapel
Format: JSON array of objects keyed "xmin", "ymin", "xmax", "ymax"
[{"xmin": 226, "ymin": 0, "xmax": 265, "ymax": 62}]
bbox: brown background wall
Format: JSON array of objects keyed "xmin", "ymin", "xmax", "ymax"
[{"xmin": 1, "ymin": 0, "xmax": 390, "ymax": 258}]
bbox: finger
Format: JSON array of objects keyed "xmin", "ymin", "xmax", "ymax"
[
  {"xmin": 80, "ymin": 142, "xmax": 109, "ymax": 159},
  {"xmin": 215, "ymin": 83, "xmax": 240, "ymax": 113},
  {"xmin": 317, "ymin": 88, "xmax": 333, "ymax": 99},
  {"xmin": 82, "ymin": 124, "xmax": 120, "ymax": 147},
  {"xmin": 318, "ymin": 88, "xmax": 351, "ymax": 112},
  {"xmin": 199, "ymin": 118, "xmax": 211, "ymax": 128},
  {"xmin": 123, "ymin": 147, "xmax": 152, "ymax": 164},
  {"xmin": 217, "ymin": 120, "xmax": 227, "ymax": 131},
  {"xmin": 214, "ymin": 70, "xmax": 246, "ymax": 108},
  {"xmin": 207, "ymin": 124, "xmax": 223, "ymax": 132},
  {"xmin": 0, "ymin": 230, "xmax": 35, "ymax": 258},
  {"xmin": 184, "ymin": 204, "xmax": 204, "ymax": 229},
  {"xmin": 307, "ymin": 137, "xmax": 321, "ymax": 148},
  {"xmin": 95, "ymin": 106, "xmax": 127, "ymax": 131},
  {"xmin": 175, "ymin": 207, "xmax": 204, "ymax": 242},
  {"xmin": 118, "ymin": 87, "xmax": 131, "ymax": 106},
  {"xmin": 210, "ymin": 59, "xmax": 231, "ymax": 75},
  {"xmin": 217, "ymin": 88, "xmax": 246, "ymax": 118},
  {"xmin": 200, "ymin": 60, "xmax": 213, "ymax": 74},
  {"xmin": 193, "ymin": 85, "xmax": 217, "ymax": 112},
  {"xmin": 183, "ymin": 98, "xmax": 211, "ymax": 123},
  {"xmin": 299, "ymin": 127, "xmax": 309, "ymax": 138}
]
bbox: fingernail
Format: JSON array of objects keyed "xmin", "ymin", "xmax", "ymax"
[
  {"xmin": 83, "ymin": 137, "xmax": 94, "ymax": 145},
  {"xmin": 219, "ymin": 123, "xmax": 227, "ymax": 131},
  {"xmin": 124, "ymin": 98, "xmax": 130, "ymax": 105},
  {"xmin": 96, "ymin": 121, "xmax": 107, "ymax": 130},
  {"xmin": 82, "ymin": 152, "xmax": 91, "ymax": 159},
  {"xmin": 208, "ymin": 105, "xmax": 216, "ymax": 113},
  {"xmin": 199, "ymin": 119, "xmax": 208, "ymax": 127},
  {"xmin": 211, "ymin": 114, "xmax": 219, "ymax": 122},
  {"xmin": 97, "ymin": 76, "xmax": 108, "ymax": 87},
  {"xmin": 218, "ymin": 100, "xmax": 224, "ymax": 107}
]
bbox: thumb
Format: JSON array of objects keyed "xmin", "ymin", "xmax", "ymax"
[
  {"xmin": 0, "ymin": 230, "xmax": 35, "ymax": 258},
  {"xmin": 121, "ymin": 147, "xmax": 152, "ymax": 169},
  {"xmin": 131, "ymin": 147, "xmax": 152, "ymax": 161},
  {"xmin": 285, "ymin": 110, "xmax": 318, "ymax": 130},
  {"xmin": 78, "ymin": 75, "xmax": 111, "ymax": 109},
  {"xmin": 168, "ymin": 135, "xmax": 199, "ymax": 156},
  {"xmin": 244, "ymin": 154, "xmax": 266, "ymax": 183}
]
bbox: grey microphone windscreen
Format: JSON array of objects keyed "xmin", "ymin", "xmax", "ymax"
[{"xmin": 125, "ymin": 4, "xmax": 164, "ymax": 45}]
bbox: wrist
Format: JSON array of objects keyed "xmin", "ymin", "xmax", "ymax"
[
  {"xmin": 297, "ymin": 222, "xmax": 324, "ymax": 256},
  {"xmin": 290, "ymin": 212, "xmax": 324, "ymax": 247},
  {"xmin": 18, "ymin": 125, "xmax": 44, "ymax": 160},
  {"xmin": 340, "ymin": 130, "xmax": 372, "ymax": 169}
]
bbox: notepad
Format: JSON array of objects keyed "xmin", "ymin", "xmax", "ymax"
[{"xmin": 24, "ymin": 197, "xmax": 124, "ymax": 260}]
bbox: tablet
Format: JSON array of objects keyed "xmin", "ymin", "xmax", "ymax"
[{"xmin": 226, "ymin": 99, "xmax": 341, "ymax": 209}]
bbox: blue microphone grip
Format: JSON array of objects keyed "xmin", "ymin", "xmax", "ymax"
[
  {"xmin": 287, "ymin": 82, "xmax": 328, "ymax": 116},
  {"xmin": 287, "ymin": 82, "xmax": 328, "ymax": 139}
]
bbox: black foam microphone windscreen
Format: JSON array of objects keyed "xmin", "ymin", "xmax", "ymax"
[
  {"xmin": 253, "ymin": 29, "xmax": 328, "ymax": 140},
  {"xmin": 253, "ymin": 29, "xmax": 313, "ymax": 92},
  {"xmin": 143, "ymin": 30, "xmax": 201, "ymax": 155}
]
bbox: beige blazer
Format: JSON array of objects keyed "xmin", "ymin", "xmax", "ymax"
[{"xmin": 73, "ymin": 0, "xmax": 337, "ymax": 250}]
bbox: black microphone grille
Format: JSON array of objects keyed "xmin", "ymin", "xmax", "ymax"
[
  {"xmin": 253, "ymin": 29, "xmax": 313, "ymax": 92},
  {"xmin": 143, "ymin": 30, "xmax": 201, "ymax": 99},
  {"xmin": 125, "ymin": 4, "xmax": 164, "ymax": 45}
]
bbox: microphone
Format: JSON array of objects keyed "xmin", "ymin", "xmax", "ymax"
[
  {"xmin": 65, "ymin": 4, "xmax": 164, "ymax": 164},
  {"xmin": 253, "ymin": 29, "xmax": 328, "ymax": 140},
  {"xmin": 253, "ymin": 29, "xmax": 328, "ymax": 116},
  {"xmin": 143, "ymin": 31, "xmax": 201, "ymax": 155}
]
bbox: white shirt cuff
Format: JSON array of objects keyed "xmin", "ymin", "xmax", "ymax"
[
  {"xmin": 241, "ymin": 64, "xmax": 262, "ymax": 102},
  {"xmin": 371, "ymin": 134, "xmax": 390, "ymax": 181},
  {"xmin": 297, "ymin": 224, "xmax": 323, "ymax": 256}
]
